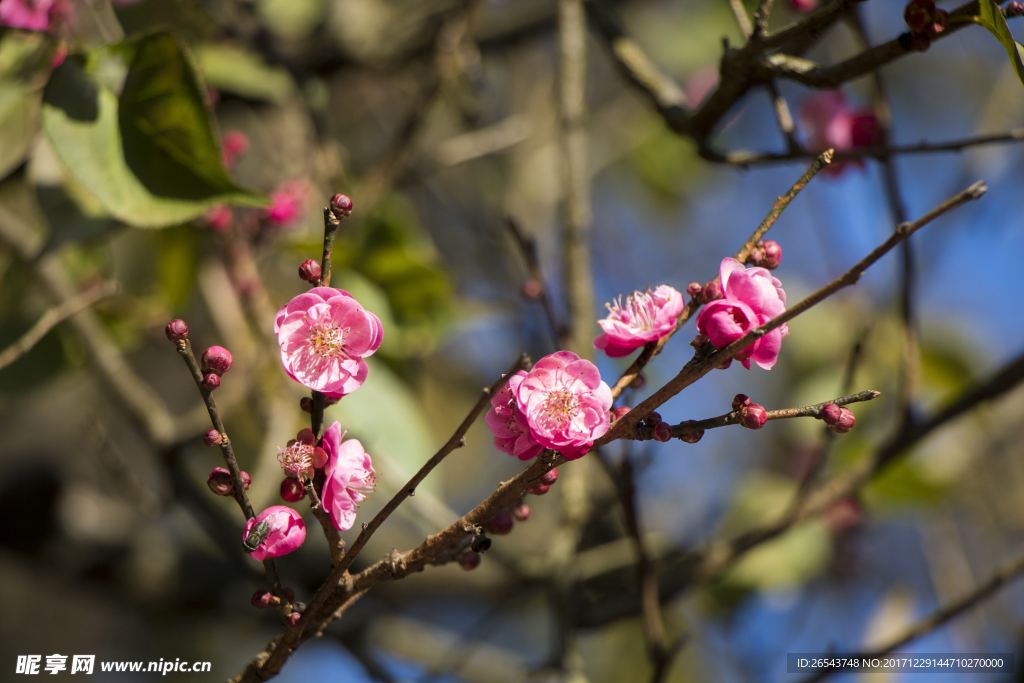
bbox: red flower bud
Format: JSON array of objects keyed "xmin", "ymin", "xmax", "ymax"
[
  {"xmin": 686, "ymin": 282, "xmax": 703, "ymax": 297},
  {"xmin": 527, "ymin": 485, "xmax": 550, "ymax": 495},
  {"xmin": 486, "ymin": 510, "xmax": 514, "ymax": 536},
  {"xmin": 286, "ymin": 612, "xmax": 302, "ymax": 627},
  {"xmin": 164, "ymin": 319, "xmax": 188, "ymax": 342},
  {"xmin": 903, "ymin": 0, "xmax": 935, "ymax": 33},
  {"xmin": 298, "ymin": 259, "xmax": 322, "ymax": 284},
  {"xmin": 611, "ymin": 406, "xmax": 631, "ymax": 421},
  {"xmin": 512, "ymin": 503, "xmax": 531, "ymax": 521},
  {"xmin": 653, "ymin": 421, "xmax": 672, "ymax": 442},
  {"xmin": 207, "ymin": 468, "xmax": 234, "ymax": 496},
  {"xmin": 459, "ymin": 551, "xmax": 481, "ymax": 570},
  {"xmin": 201, "ymin": 346, "xmax": 233, "ymax": 375},
  {"xmin": 1008, "ymin": 1, "xmax": 1024, "ymax": 16},
  {"xmin": 760, "ymin": 240, "xmax": 782, "ymax": 270},
  {"xmin": 819, "ymin": 402, "xmax": 841, "ymax": 425},
  {"xmin": 202, "ymin": 373, "xmax": 221, "ymax": 391},
  {"xmin": 280, "ymin": 478, "xmax": 306, "ymax": 502},
  {"xmin": 251, "ymin": 589, "xmax": 272, "ymax": 609},
  {"xmin": 299, "ymin": 397, "xmax": 314, "ymax": 413},
  {"xmin": 739, "ymin": 403, "xmax": 768, "ymax": 430},
  {"xmin": 700, "ymin": 281, "xmax": 723, "ymax": 304},
  {"xmin": 909, "ymin": 32, "xmax": 931, "ymax": 52},
  {"xmin": 330, "ymin": 193, "xmax": 353, "ymax": 219},
  {"xmin": 539, "ymin": 468, "xmax": 559, "ymax": 486},
  {"xmin": 630, "ymin": 374, "xmax": 646, "ymax": 389},
  {"xmin": 929, "ymin": 8, "xmax": 948, "ymax": 34},
  {"xmin": 679, "ymin": 421, "xmax": 704, "ymax": 444},
  {"xmin": 732, "ymin": 394, "xmax": 752, "ymax": 412},
  {"xmin": 643, "ymin": 411, "xmax": 662, "ymax": 426},
  {"xmin": 203, "ymin": 428, "xmax": 222, "ymax": 447},
  {"xmin": 521, "ymin": 279, "xmax": 543, "ymax": 299},
  {"xmin": 830, "ymin": 407, "xmax": 856, "ymax": 434}
]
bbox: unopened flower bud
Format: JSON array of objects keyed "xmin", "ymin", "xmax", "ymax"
[
  {"xmin": 903, "ymin": 0, "xmax": 935, "ymax": 33},
  {"xmin": 738, "ymin": 403, "xmax": 768, "ymax": 430},
  {"xmin": 202, "ymin": 428, "xmax": 220, "ymax": 447},
  {"xmin": 486, "ymin": 510, "xmax": 514, "ymax": 536},
  {"xmin": 643, "ymin": 411, "xmax": 662, "ymax": 426},
  {"xmin": 207, "ymin": 468, "xmax": 233, "ymax": 496},
  {"xmin": 909, "ymin": 32, "xmax": 931, "ymax": 52},
  {"xmin": 611, "ymin": 406, "xmax": 631, "ymax": 421},
  {"xmin": 760, "ymin": 240, "xmax": 782, "ymax": 270},
  {"xmin": 201, "ymin": 346, "xmax": 233, "ymax": 375},
  {"xmin": 653, "ymin": 421, "xmax": 672, "ymax": 442},
  {"xmin": 282, "ymin": 587, "xmax": 295, "ymax": 603},
  {"xmin": 459, "ymin": 551, "xmax": 481, "ymax": 570},
  {"xmin": 330, "ymin": 193, "xmax": 353, "ymax": 218},
  {"xmin": 527, "ymin": 484, "xmax": 550, "ymax": 496},
  {"xmin": 630, "ymin": 374, "xmax": 646, "ymax": 389},
  {"xmin": 732, "ymin": 394, "xmax": 752, "ymax": 412},
  {"xmin": 296, "ymin": 428, "xmax": 315, "ymax": 446},
  {"xmin": 311, "ymin": 447, "xmax": 328, "ymax": 469},
  {"xmin": 819, "ymin": 402, "xmax": 842, "ymax": 425},
  {"xmin": 539, "ymin": 468, "xmax": 559, "ymax": 486},
  {"xmin": 1008, "ymin": 1, "xmax": 1024, "ymax": 16},
  {"xmin": 686, "ymin": 282, "xmax": 702, "ymax": 297},
  {"xmin": 164, "ymin": 319, "xmax": 188, "ymax": 342},
  {"xmin": 298, "ymin": 259, "xmax": 322, "ymax": 283},
  {"xmin": 521, "ymin": 279, "xmax": 542, "ymax": 299},
  {"xmin": 716, "ymin": 357, "xmax": 733, "ymax": 370},
  {"xmin": 323, "ymin": 396, "xmax": 340, "ymax": 407},
  {"xmin": 300, "ymin": 397, "xmax": 314, "ymax": 413},
  {"xmin": 747, "ymin": 247, "xmax": 764, "ymax": 267},
  {"xmin": 280, "ymin": 478, "xmax": 306, "ymax": 502},
  {"xmin": 202, "ymin": 373, "xmax": 221, "ymax": 391},
  {"xmin": 679, "ymin": 421, "xmax": 704, "ymax": 444},
  {"xmin": 251, "ymin": 589, "xmax": 273, "ymax": 609},
  {"xmin": 286, "ymin": 612, "xmax": 302, "ymax": 627},
  {"xmin": 700, "ymin": 281, "xmax": 722, "ymax": 304},
  {"xmin": 513, "ymin": 503, "xmax": 531, "ymax": 521},
  {"xmin": 929, "ymin": 8, "xmax": 948, "ymax": 34},
  {"xmin": 829, "ymin": 407, "xmax": 856, "ymax": 434}
]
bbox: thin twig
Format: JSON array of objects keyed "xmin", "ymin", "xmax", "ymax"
[
  {"xmin": 728, "ymin": 0, "xmax": 755, "ymax": 39},
  {"xmin": 302, "ymin": 476, "xmax": 345, "ymax": 565},
  {"xmin": 0, "ymin": 281, "xmax": 119, "ymax": 371},
  {"xmin": 506, "ymin": 216, "xmax": 564, "ymax": 350}
]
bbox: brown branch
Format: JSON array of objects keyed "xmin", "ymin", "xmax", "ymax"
[
  {"xmin": 302, "ymin": 476, "xmax": 345, "ymax": 566},
  {"xmin": 506, "ymin": 216, "xmax": 564, "ymax": 350},
  {"xmin": 728, "ymin": 0, "xmax": 755, "ymax": 39},
  {"xmin": 0, "ymin": 281, "xmax": 119, "ymax": 372}
]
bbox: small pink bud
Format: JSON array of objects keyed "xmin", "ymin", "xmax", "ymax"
[
  {"xmin": 679, "ymin": 421, "xmax": 704, "ymax": 444},
  {"xmin": 747, "ymin": 247, "xmax": 764, "ymax": 267},
  {"xmin": 486, "ymin": 510, "xmax": 514, "ymax": 536},
  {"xmin": 240, "ymin": 471, "xmax": 252, "ymax": 489},
  {"xmin": 298, "ymin": 259, "xmax": 322, "ymax": 284},
  {"xmin": 459, "ymin": 551, "xmax": 481, "ymax": 570},
  {"xmin": 830, "ymin": 407, "xmax": 856, "ymax": 434},
  {"xmin": 686, "ymin": 282, "xmax": 702, "ymax": 297},
  {"xmin": 296, "ymin": 428, "xmax": 315, "ymax": 446},
  {"xmin": 280, "ymin": 478, "xmax": 306, "ymax": 502},
  {"xmin": 819, "ymin": 402, "xmax": 841, "ymax": 425},
  {"xmin": 643, "ymin": 411, "xmax": 662, "ymax": 426},
  {"xmin": 539, "ymin": 468, "xmax": 559, "ymax": 486},
  {"xmin": 204, "ymin": 205, "xmax": 233, "ymax": 232},
  {"xmin": 202, "ymin": 373, "xmax": 221, "ymax": 391},
  {"xmin": 512, "ymin": 503, "xmax": 531, "ymax": 521},
  {"xmin": 611, "ymin": 406, "xmax": 631, "ymax": 421},
  {"xmin": 630, "ymin": 374, "xmax": 646, "ymax": 389},
  {"xmin": 300, "ymin": 397, "xmax": 314, "ymax": 413},
  {"xmin": 904, "ymin": 0, "xmax": 935, "ymax": 33},
  {"xmin": 330, "ymin": 193, "xmax": 353, "ymax": 218},
  {"xmin": 653, "ymin": 421, "xmax": 672, "ymax": 442},
  {"xmin": 700, "ymin": 281, "xmax": 722, "ymax": 304},
  {"xmin": 521, "ymin": 279, "xmax": 543, "ymax": 299},
  {"xmin": 251, "ymin": 589, "xmax": 273, "ymax": 609},
  {"xmin": 739, "ymin": 403, "xmax": 768, "ymax": 430},
  {"xmin": 164, "ymin": 319, "xmax": 189, "ymax": 342},
  {"xmin": 732, "ymin": 394, "xmax": 752, "ymax": 412},
  {"xmin": 202, "ymin": 346, "xmax": 233, "ymax": 375},
  {"xmin": 527, "ymin": 485, "xmax": 550, "ymax": 495},
  {"xmin": 760, "ymin": 240, "xmax": 782, "ymax": 270},
  {"xmin": 207, "ymin": 468, "xmax": 233, "ymax": 496},
  {"xmin": 311, "ymin": 447, "xmax": 328, "ymax": 469},
  {"xmin": 204, "ymin": 429, "xmax": 222, "ymax": 447},
  {"xmin": 286, "ymin": 612, "xmax": 302, "ymax": 627}
]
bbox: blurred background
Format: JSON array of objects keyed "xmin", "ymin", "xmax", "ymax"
[{"xmin": 1, "ymin": 0, "xmax": 1024, "ymax": 681}]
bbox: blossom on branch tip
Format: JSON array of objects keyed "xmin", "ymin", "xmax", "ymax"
[
  {"xmin": 243, "ymin": 506, "xmax": 306, "ymax": 560},
  {"xmin": 695, "ymin": 257, "xmax": 788, "ymax": 370},
  {"xmin": 514, "ymin": 351, "xmax": 612, "ymax": 459},
  {"xmin": 485, "ymin": 371, "xmax": 544, "ymax": 461},
  {"xmin": 593, "ymin": 285, "xmax": 684, "ymax": 358},
  {"xmin": 274, "ymin": 287, "xmax": 383, "ymax": 397},
  {"xmin": 321, "ymin": 421, "xmax": 376, "ymax": 530}
]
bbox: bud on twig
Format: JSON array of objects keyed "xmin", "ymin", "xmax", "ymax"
[
  {"xmin": 201, "ymin": 346, "xmax": 233, "ymax": 375},
  {"xmin": 208, "ymin": 468, "xmax": 250, "ymax": 496},
  {"xmin": 760, "ymin": 240, "xmax": 782, "ymax": 270},
  {"xmin": 738, "ymin": 403, "xmax": 768, "ymax": 430},
  {"xmin": 521, "ymin": 279, "xmax": 542, "ymax": 299},
  {"xmin": 280, "ymin": 478, "xmax": 306, "ymax": 502},
  {"xmin": 486, "ymin": 510, "xmax": 514, "ymax": 536},
  {"xmin": 653, "ymin": 421, "xmax": 672, "ymax": 442},
  {"xmin": 459, "ymin": 551, "xmax": 481, "ymax": 570},
  {"xmin": 700, "ymin": 281, "xmax": 722, "ymax": 304},
  {"xmin": 251, "ymin": 590, "xmax": 273, "ymax": 609},
  {"xmin": 732, "ymin": 394, "xmax": 751, "ymax": 412},
  {"xmin": 298, "ymin": 260, "xmax": 322, "ymax": 283},
  {"xmin": 286, "ymin": 612, "xmax": 302, "ymax": 627},
  {"xmin": 630, "ymin": 374, "xmax": 646, "ymax": 389},
  {"xmin": 539, "ymin": 468, "xmax": 558, "ymax": 486},
  {"xmin": 527, "ymin": 484, "xmax": 550, "ymax": 496},
  {"xmin": 202, "ymin": 373, "xmax": 221, "ymax": 391},
  {"xmin": 204, "ymin": 428, "xmax": 222, "ymax": 447},
  {"xmin": 643, "ymin": 411, "xmax": 661, "ymax": 426},
  {"xmin": 903, "ymin": 0, "xmax": 934, "ymax": 34},
  {"xmin": 686, "ymin": 282, "xmax": 702, "ymax": 297},
  {"xmin": 300, "ymin": 397, "xmax": 314, "ymax": 413},
  {"xmin": 330, "ymin": 193, "xmax": 353, "ymax": 219},
  {"xmin": 819, "ymin": 402, "xmax": 841, "ymax": 425},
  {"xmin": 513, "ymin": 503, "xmax": 531, "ymax": 521},
  {"xmin": 829, "ymin": 407, "xmax": 856, "ymax": 434},
  {"xmin": 165, "ymin": 319, "xmax": 188, "ymax": 342},
  {"xmin": 611, "ymin": 406, "xmax": 630, "ymax": 421},
  {"xmin": 679, "ymin": 421, "xmax": 704, "ymax": 444}
]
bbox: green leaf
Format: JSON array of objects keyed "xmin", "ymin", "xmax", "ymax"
[
  {"xmin": 42, "ymin": 33, "xmax": 266, "ymax": 229},
  {"xmin": 0, "ymin": 82, "xmax": 40, "ymax": 180},
  {"xmin": 977, "ymin": 0, "xmax": 1024, "ymax": 88},
  {"xmin": 157, "ymin": 226, "xmax": 199, "ymax": 310},
  {"xmin": 193, "ymin": 44, "xmax": 295, "ymax": 104}
]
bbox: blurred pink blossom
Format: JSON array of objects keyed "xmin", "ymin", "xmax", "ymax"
[
  {"xmin": 514, "ymin": 351, "xmax": 612, "ymax": 460},
  {"xmin": 0, "ymin": 0, "xmax": 58, "ymax": 30},
  {"xmin": 221, "ymin": 131, "xmax": 250, "ymax": 169},
  {"xmin": 264, "ymin": 179, "xmax": 311, "ymax": 227},
  {"xmin": 204, "ymin": 205, "xmax": 233, "ymax": 231},
  {"xmin": 274, "ymin": 287, "xmax": 383, "ymax": 397},
  {"xmin": 798, "ymin": 90, "xmax": 879, "ymax": 175},
  {"xmin": 485, "ymin": 371, "xmax": 544, "ymax": 461},
  {"xmin": 243, "ymin": 506, "xmax": 306, "ymax": 560},
  {"xmin": 594, "ymin": 285, "xmax": 683, "ymax": 358},
  {"xmin": 789, "ymin": 0, "xmax": 818, "ymax": 11},
  {"xmin": 696, "ymin": 257, "xmax": 788, "ymax": 370},
  {"xmin": 321, "ymin": 421, "xmax": 376, "ymax": 530}
]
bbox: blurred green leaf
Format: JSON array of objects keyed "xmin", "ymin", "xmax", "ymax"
[
  {"xmin": 0, "ymin": 83, "xmax": 40, "ymax": 180},
  {"xmin": 193, "ymin": 44, "xmax": 295, "ymax": 104},
  {"xmin": 864, "ymin": 459, "xmax": 947, "ymax": 510},
  {"xmin": 978, "ymin": 0, "xmax": 1024, "ymax": 89},
  {"xmin": 157, "ymin": 226, "xmax": 199, "ymax": 310},
  {"xmin": 627, "ymin": 125, "xmax": 701, "ymax": 204},
  {"xmin": 724, "ymin": 521, "xmax": 831, "ymax": 590},
  {"xmin": 41, "ymin": 33, "xmax": 266, "ymax": 229},
  {"xmin": 256, "ymin": 0, "xmax": 327, "ymax": 41}
]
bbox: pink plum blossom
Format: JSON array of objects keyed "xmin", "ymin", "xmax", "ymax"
[
  {"xmin": 204, "ymin": 205, "xmax": 232, "ymax": 231},
  {"xmin": 0, "ymin": 0, "xmax": 59, "ymax": 30},
  {"xmin": 243, "ymin": 506, "xmax": 306, "ymax": 560},
  {"xmin": 321, "ymin": 421, "xmax": 376, "ymax": 530},
  {"xmin": 221, "ymin": 130, "xmax": 250, "ymax": 169},
  {"xmin": 789, "ymin": 0, "xmax": 818, "ymax": 11},
  {"xmin": 594, "ymin": 285, "xmax": 684, "ymax": 358},
  {"xmin": 485, "ymin": 371, "xmax": 544, "ymax": 461},
  {"xmin": 798, "ymin": 91, "xmax": 879, "ymax": 175},
  {"xmin": 514, "ymin": 351, "xmax": 612, "ymax": 460},
  {"xmin": 274, "ymin": 287, "xmax": 383, "ymax": 397},
  {"xmin": 696, "ymin": 257, "xmax": 788, "ymax": 370},
  {"xmin": 264, "ymin": 179, "xmax": 311, "ymax": 227}
]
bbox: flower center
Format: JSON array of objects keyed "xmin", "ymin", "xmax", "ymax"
[
  {"xmin": 277, "ymin": 442, "xmax": 313, "ymax": 475},
  {"xmin": 543, "ymin": 389, "xmax": 580, "ymax": 426},
  {"xmin": 605, "ymin": 289, "xmax": 657, "ymax": 331},
  {"xmin": 308, "ymin": 321, "xmax": 350, "ymax": 360}
]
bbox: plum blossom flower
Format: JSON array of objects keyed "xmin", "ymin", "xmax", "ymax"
[
  {"xmin": 321, "ymin": 421, "xmax": 376, "ymax": 530},
  {"xmin": 263, "ymin": 179, "xmax": 311, "ymax": 227},
  {"xmin": 514, "ymin": 351, "xmax": 612, "ymax": 460},
  {"xmin": 274, "ymin": 287, "xmax": 383, "ymax": 397},
  {"xmin": 221, "ymin": 130, "xmax": 250, "ymax": 169},
  {"xmin": 696, "ymin": 258, "xmax": 788, "ymax": 370},
  {"xmin": 798, "ymin": 90, "xmax": 879, "ymax": 176},
  {"xmin": 485, "ymin": 371, "xmax": 544, "ymax": 461},
  {"xmin": 594, "ymin": 285, "xmax": 684, "ymax": 358},
  {"xmin": 243, "ymin": 506, "xmax": 306, "ymax": 560}
]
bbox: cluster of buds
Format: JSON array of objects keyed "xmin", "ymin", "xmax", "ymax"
[
  {"xmin": 299, "ymin": 395, "xmax": 340, "ymax": 413},
  {"xmin": 462, "ymin": 473, "xmax": 549, "ymax": 570},
  {"xmin": 277, "ymin": 428, "xmax": 329, "ymax": 501},
  {"xmin": 745, "ymin": 240, "xmax": 782, "ymax": 270},
  {"xmin": 819, "ymin": 402, "xmax": 856, "ymax": 433},
  {"xmin": 733, "ymin": 394, "xmax": 768, "ymax": 430},
  {"xmin": 201, "ymin": 346, "xmax": 233, "ymax": 391},
  {"xmin": 207, "ymin": 467, "xmax": 252, "ymax": 497},
  {"xmin": 527, "ymin": 467, "xmax": 559, "ymax": 496},
  {"xmin": 689, "ymin": 280, "xmax": 723, "ymax": 306},
  {"xmin": 903, "ymin": 0, "xmax": 948, "ymax": 51}
]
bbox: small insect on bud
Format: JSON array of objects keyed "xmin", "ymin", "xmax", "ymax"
[
  {"xmin": 330, "ymin": 193, "xmax": 353, "ymax": 219},
  {"xmin": 686, "ymin": 282, "xmax": 703, "ymax": 297},
  {"xmin": 204, "ymin": 429, "xmax": 222, "ymax": 447},
  {"xmin": 202, "ymin": 373, "xmax": 221, "ymax": 391},
  {"xmin": 471, "ymin": 535, "xmax": 492, "ymax": 552},
  {"xmin": 539, "ymin": 468, "xmax": 559, "ymax": 486},
  {"xmin": 296, "ymin": 428, "xmax": 315, "ymax": 446},
  {"xmin": 311, "ymin": 447, "xmax": 329, "ymax": 469},
  {"xmin": 521, "ymin": 279, "xmax": 543, "ymax": 300},
  {"xmin": 819, "ymin": 402, "xmax": 842, "ymax": 426},
  {"xmin": 459, "ymin": 551, "xmax": 481, "ymax": 570},
  {"xmin": 679, "ymin": 421, "xmax": 704, "ymax": 444},
  {"xmin": 286, "ymin": 612, "xmax": 302, "ymax": 628},
  {"xmin": 653, "ymin": 421, "xmax": 672, "ymax": 442},
  {"xmin": 760, "ymin": 240, "xmax": 782, "ymax": 270},
  {"xmin": 643, "ymin": 411, "xmax": 662, "ymax": 426},
  {"xmin": 201, "ymin": 346, "xmax": 233, "ymax": 375},
  {"xmin": 700, "ymin": 281, "xmax": 723, "ymax": 304},
  {"xmin": 738, "ymin": 403, "xmax": 768, "ymax": 430},
  {"xmin": 207, "ymin": 468, "xmax": 233, "ymax": 496},
  {"xmin": 829, "ymin": 407, "xmax": 856, "ymax": 434},
  {"xmin": 164, "ymin": 319, "xmax": 188, "ymax": 342},
  {"xmin": 527, "ymin": 484, "xmax": 550, "ymax": 496},
  {"xmin": 732, "ymin": 394, "xmax": 752, "ymax": 412},
  {"xmin": 512, "ymin": 503, "xmax": 531, "ymax": 521},
  {"xmin": 611, "ymin": 406, "xmax": 631, "ymax": 421},
  {"xmin": 298, "ymin": 259, "xmax": 322, "ymax": 284},
  {"xmin": 903, "ymin": 0, "xmax": 935, "ymax": 33},
  {"xmin": 299, "ymin": 396, "xmax": 314, "ymax": 413},
  {"xmin": 251, "ymin": 589, "xmax": 273, "ymax": 609},
  {"xmin": 280, "ymin": 478, "xmax": 306, "ymax": 502},
  {"xmin": 486, "ymin": 510, "xmax": 514, "ymax": 536},
  {"xmin": 630, "ymin": 374, "xmax": 646, "ymax": 390}
]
